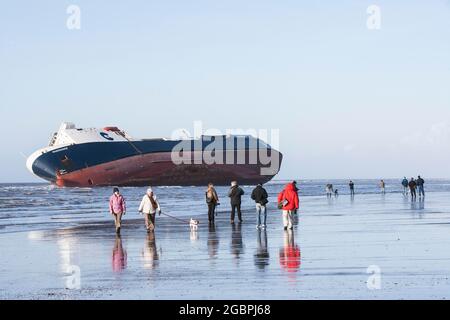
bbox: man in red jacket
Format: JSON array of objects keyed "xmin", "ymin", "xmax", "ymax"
[{"xmin": 278, "ymin": 183, "xmax": 299, "ymax": 230}]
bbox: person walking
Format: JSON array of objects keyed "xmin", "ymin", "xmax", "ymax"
[
  {"xmin": 409, "ymin": 178, "xmax": 417, "ymax": 200},
  {"xmin": 349, "ymin": 180, "xmax": 355, "ymax": 196},
  {"xmin": 402, "ymin": 177, "xmax": 409, "ymax": 195},
  {"xmin": 109, "ymin": 187, "xmax": 126, "ymax": 234},
  {"xmin": 326, "ymin": 184, "xmax": 333, "ymax": 198},
  {"xmin": 138, "ymin": 188, "xmax": 161, "ymax": 232},
  {"xmin": 205, "ymin": 182, "xmax": 219, "ymax": 224},
  {"xmin": 380, "ymin": 180, "xmax": 386, "ymax": 194},
  {"xmin": 251, "ymin": 183, "xmax": 269, "ymax": 229},
  {"xmin": 416, "ymin": 176, "xmax": 425, "ymax": 198},
  {"xmin": 228, "ymin": 181, "xmax": 245, "ymax": 224},
  {"xmin": 277, "ymin": 183, "xmax": 299, "ymax": 230}
]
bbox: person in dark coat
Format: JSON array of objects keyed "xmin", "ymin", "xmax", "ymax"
[
  {"xmin": 251, "ymin": 183, "xmax": 269, "ymax": 229},
  {"xmin": 205, "ymin": 182, "xmax": 219, "ymax": 224},
  {"xmin": 409, "ymin": 178, "xmax": 417, "ymax": 200},
  {"xmin": 228, "ymin": 181, "xmax": 245, "ymax": 223},
  {"xmin": 416, "ymin": 176, "xmax": 425, "ymax": 198}
]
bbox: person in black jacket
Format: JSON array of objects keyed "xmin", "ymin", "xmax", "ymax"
[
  {"xmin": 251, "ymin": 183, "xmax": 269, "ymax": 229},
  {"xmin": 228, "ymin": 181, "xmax": 245, "ymax": 223},
  {"xmin": 416, "ymin": 176, "xmax": 425, "ymax": 198}
]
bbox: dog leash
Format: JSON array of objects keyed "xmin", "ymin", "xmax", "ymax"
[{"xmin": 159, "ymin": 211, "xmax": 192, "ymax": 224}]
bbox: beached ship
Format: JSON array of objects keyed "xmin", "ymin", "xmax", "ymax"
[{"xmin": 26, "ymin": 123, "xmax": 283, "ymax": 187}]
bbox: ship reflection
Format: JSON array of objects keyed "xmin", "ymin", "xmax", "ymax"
[
  {"xmin": 142, "ymin": 232, "xmax": 159, "ymax": 270},
  {"xmin": 254, "ymin": 230, "xmax": 269, "ymax": 270},
  {"xmin": 230, "ymin": 223, "xmax": 244, "ymax": 263},
  {"xmin": 112, "ymin": 235, "xmax": 127, "ymax": 272},
  {"xmin": 207, "ymin": 224, "xmax": 219, "ymax": 259},
  {"xmin": 279, "ymin": 230, "xmax": 301, "ymax": 274}
]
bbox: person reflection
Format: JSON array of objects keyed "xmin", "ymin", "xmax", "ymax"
[
  {"xmin": 279, "ymin": 230, "xmax": 301, "ymax": 273},
  {"xmin": 254, "ymin": 230, "xmax": 269, "ymax": 270},
  {"xmin": 142, "ymin": 231, "xmax": 159, "ymax": 270},
  {"xmin": 112, "ymin": 235, "xmax": 127, "ymax": 272},
  {"xmin": 230, "ymin": 223, "xmax": 244, "ymax": 263},
  {"xmin": 207, "ymin": 223, "xmax": 219, "ymax": 259}
]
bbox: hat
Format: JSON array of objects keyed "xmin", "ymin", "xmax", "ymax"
[
  {"xmin": 113, "ymin": 187, "xmax": 119, "ymax": 193},
  {"xmin": 147, "ymin": 187, "xmax": 153, "ymax": 194}
]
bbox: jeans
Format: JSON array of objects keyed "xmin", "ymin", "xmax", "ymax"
[
  {"xmin": 418, "ymin": 185, "xmax": 425, "ymax": 197},
  {"xmin": 256, "ymin": 203, "xmax": 267, "ymax": 227}
]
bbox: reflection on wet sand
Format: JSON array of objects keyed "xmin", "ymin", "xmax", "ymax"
[
  {"xmin": 230, "ymin": 223, "xmax": 244, "ymax": 263},
  {"xmin": 112, "ymin": 235, "xmax": 127, "ymax": 272},
  {"xmin": 279, "ymin": 230, "xmax": 301, "ymax": 274},
  {"xmin": 254, "ymin": 230, "xmax": 269, "ymax": 270},
  {"xmin": 142, "ymin": 232, "xmax": 159, "ymax": 270},
  {"xmin": 207, "ymin": 224, "xmax": 219, "ymax": 259}
]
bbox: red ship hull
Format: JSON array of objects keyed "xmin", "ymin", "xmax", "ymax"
[{"xmin": 56, "ymin": 151, "xmax": 282, "ymax": 187}]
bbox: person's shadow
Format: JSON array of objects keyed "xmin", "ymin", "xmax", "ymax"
[
  {"xmin": 254, "ymin": 229, "xmax": 269, "ymax": 270},
  {"xmin": 279, "ymin": 230, "xmax": 301, "ymax": 274},
  {"xmin": 142, "ymin": 231, "xmax": 159, "ymax": 270},
  {"xmin": 112, "ymin": 235, "xmax": 127, "ymax": 273},
  {"xmin": 207, "ymin": 224, "xmax": 219, "ymax": 260},
  {"xmin": 230, "ymin": 223, "xmax": 244, "ymax": 264}
]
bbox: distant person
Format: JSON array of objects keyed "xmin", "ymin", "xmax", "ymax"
[
  {"xmin": 325, "ymin": 184, "xmax": 333, "ymax": 198},
  {"xmin": 349, "ymin": 180, "xmax": 355, "ymax": 196},
  {"xmin": 228, "ymin": 181, "xmax": 245, "ymax": 224},
  {"xmin": 251, "ymin": 183, "xmax": 269, "ymax": 229},
  {"xmin": 409, "ymin": 178, "xmax": 417, "ymax": 200},
  {"xmin": 380, "ymin": 180, "xmax": 386, "ymax": 194},
  {"xmin": 416, "ymin": 176, "xmax": 425, "ymax": 198},
  {"xmin": 402, "ymin": 177, "xmax": 409, "ymax": 195},
  {"xmin": 109, "ymin": 187, "xmax": 126, "ymax": 234},
  {"xmin": 334, "ymin": 189, "xmax": 339, "ymax": 197},
  {"xmin": 138, "ymin": 188, "xmax": 161, "ymax": 232},
  {"xmin": 278, "ymin": 183, "xmax": 299, "ymax": 230},
  {"xmin": 205, "ymin": 183, "xmax": 219, "ymax": 224}
]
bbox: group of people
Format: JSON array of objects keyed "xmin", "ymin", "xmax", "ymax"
[
  {"xmin": 402, "ymin": 176, "xmax": 425, "ymax": 199},
  {"xmin": 109, "ymin": 187, "xmax": 161, "ymax": 234},
  {"xmin": 323, "ymin": 177, "xmax": 426, "ymax": 199},
  {"xmin": 108, "ymin": 181, "xmax": 301, "ymax": 234},
  {"xmin": 205, "ymin": 180, "xmax": 299, "ymax": 231}
]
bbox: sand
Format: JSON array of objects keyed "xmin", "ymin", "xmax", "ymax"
[{"xmin": 1, "ymin": 192, "xmax": 450, "ymax": 299}]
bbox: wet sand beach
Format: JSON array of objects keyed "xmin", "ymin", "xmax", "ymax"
[{"xmin": 1, "ymin": 185, "xmax": 450, "ymax": 299}]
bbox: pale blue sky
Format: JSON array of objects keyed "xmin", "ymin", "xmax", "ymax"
[{"xmin": 1, "ymin": 0, "xmax": 450, "ymax": 182}]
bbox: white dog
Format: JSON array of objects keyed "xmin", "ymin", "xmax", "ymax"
[{"xmin": 189, "ymin": 218, "xmax": 199, "ymax": 230}]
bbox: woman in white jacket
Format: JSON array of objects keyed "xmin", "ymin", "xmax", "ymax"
[{"xmin": 138, "ymin": 188, "xmax": 161, "ymax": 232}]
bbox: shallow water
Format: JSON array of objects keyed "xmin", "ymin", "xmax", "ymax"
[{"xmin": 0, "ymin": 180, "xmax": 450, "ymax": 299}]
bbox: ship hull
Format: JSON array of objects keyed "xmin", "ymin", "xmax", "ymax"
[
  {"xmin": 28, "ymin": 141, "xmax": 283, "ymax": 187},
  {"xmin": 54, "ymin": 151, "xmax": 279, "ymax": 187}
]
